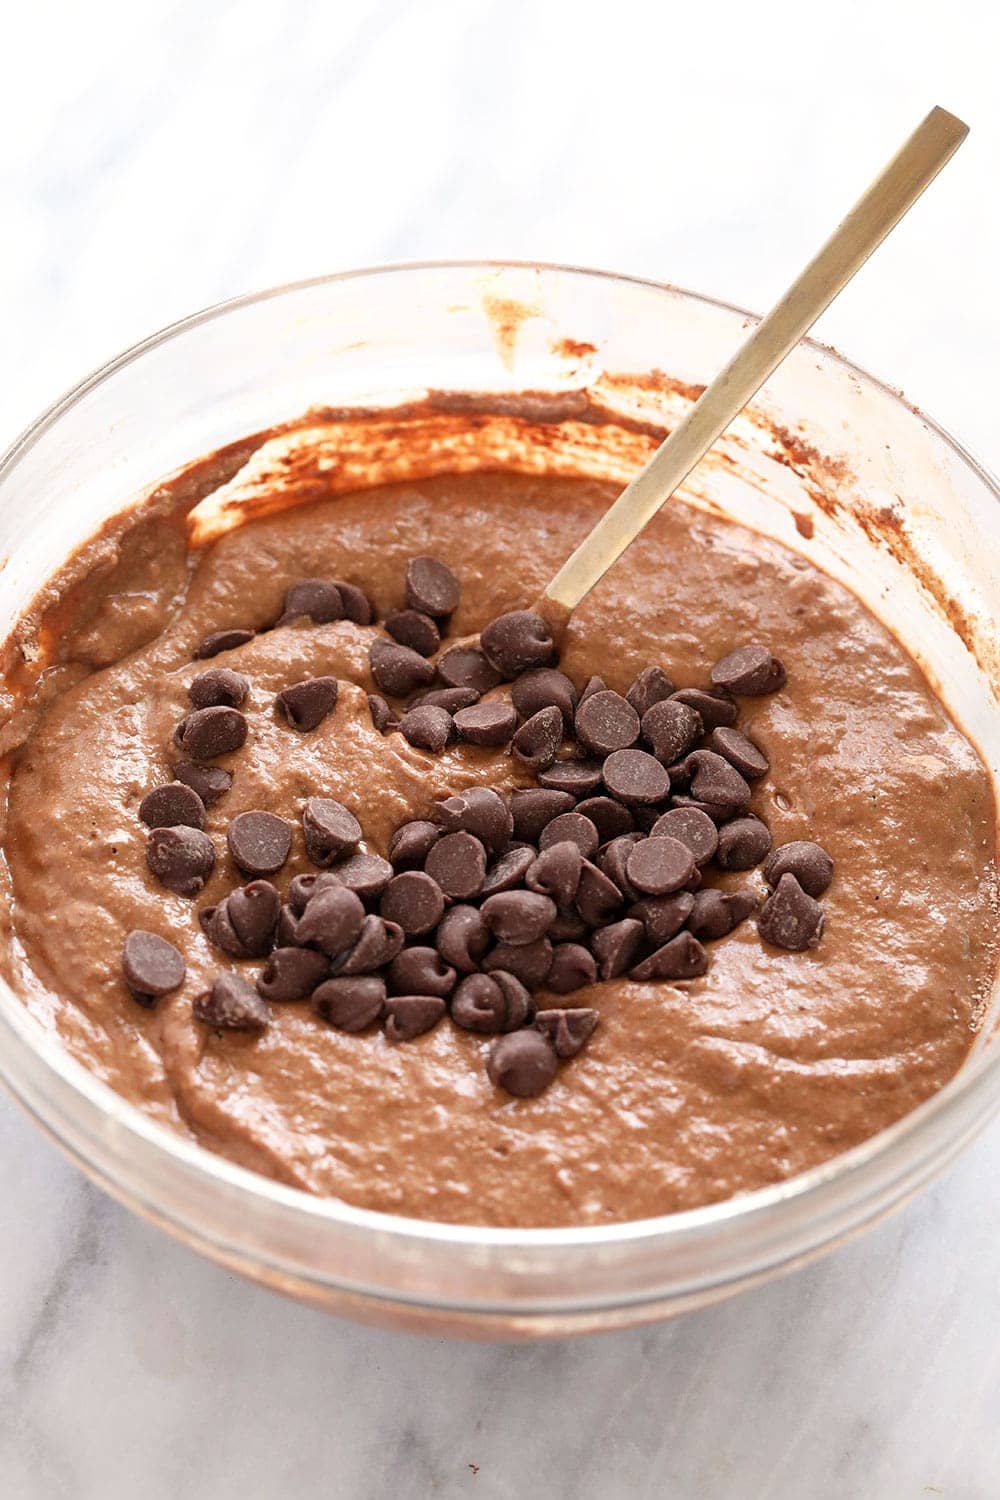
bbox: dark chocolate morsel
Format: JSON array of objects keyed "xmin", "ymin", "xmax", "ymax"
[
  {"xmin": 174, "ymin": 705, "xmax": 247, "ymax": 760},
  {"xmin": 670, "ymin": 686, "xmax": 738, "ymax": 731},
  {"xmin": 481, "ymin": 844, "xmax": 536, "ymax": 896},
  {"xmin": 711, "ymin": 643, "xmax": 787, "ymax": 696},
  {"xmin": 330, "ymin": 579, "xmax": 374, "ymax": 625},
  {"xmin": 630, "ymin": 892, "xmax": 695, "ymax": 947},
  {"xmin": 575, "ymin": 796, "xmax": 634, "ymax": 843},
  {"xmin": 276, "ymin": 677, "xmax": 339, "ymax": 733},
  {"xmin": 288, "ymin": 871, "xmax": 338, "ymax": 915},
  {"xmin": 602, "ymin": 748, "xmax": 671, "ymax": 805},
  {"xmin": 534, "ymin": 1007, "xmax": 599, "ymax": 1058},
  {"xmin": 578, "ymin": 675, "xmax": 606, "ymax": 705},
  {"xmin": 226, "ymin": 880, "xmax": 282, "ymax": 956},
  {"xmin": 684, "ymin": 750, "xmax": 752, "ymax": 812},
  {"xmin": 199, "ymin": 901, "xmax": 248, "ymax": 958},
  {"xmin": 329, "ymin": 852, "xmax": 394, "ymax": 900},
  {"xmin": 487, "ymin": 1029, "xmax": 558, "ymax": 1096},
  {"xmin": 650, "ymin": 806, "xmax": 718, "ymax": 865},
  {"xmin": 194, "ymin": 973, "xmax": 271, "ymax": 1032},
  {"xmin": 172, "ymin": 761, "xmax": 232, "ymax": 806},
  {"xmin": 435, "ymin": 904, "xmax": 491, "ymax": 971},
  {"xmin": 122, "ymin": 930, "xmax": 185, "ymax": 1002},
  {"xmin": 629, "ymin": 931, "xmax": 708, "ymax": 981},
  {"xmin": 625, "ymin": 836, "xmax": 697, "ymax": 896},
  {"xmin": 509, "ymin": 788, "xmax": 574, "ymax": 843},
  {"xmin": 526, "ymin": 841, "xmax": 583, "ymax": 907},
  {"xmin": 574, "ymin": 690, "xmax": 640, "ymax": 756},
  {"xmin": 758, "ymin": 874, "xmax": 825, "ymax": 950},
  {"xmin": 256, "ymin": 946, "xmax": 329, "ymax": 1001},
  {"xmin": 388, "ymin": 820, "xmax": 440, "ymax": 870},
  {"xmin": 764, "ymin": 840, "xmax": 834, "ymax": 897},
  {"xmin": 511, "ymin": 705, "xmax": 563, "ymax": 771},
  {"xmin": 416, "ymin": 686, "xmax": 481, "ymax": 713},
  {"xmin": 481, "ymin": 890, "xmax": 556, "ymax": 945},
  {"xmin": 405, "ymin": 555, "xmax": 460, "ymax": 618},
  {"xmin": 335, "ymin": 915, "xmax": 405, "ymax": 974},
  {"xmin": 227, "ymin": 810, "xmax": 293, "ymax": 877},
  {"xmin": 538, "ymin": 811, "xmax": 599, "ymax": 859},
  {"xmin": 641, "ymin": 699, "xmax": 703, "ymax": 764},
  {"xmin": 710, "ymin": 726, "xmax": 769, "ymax": 779},
  {"xmin": 625, "ymin": 665, "xmax": 675, "ymax": 718},
  {"xmin": 686, "ymin": 887, "xmax": 758, "ymax": 940},
  {"xmin": 193, "ymin": 628, "xmax": 254, "ymax": 659},
  {"xmin": 436, "ymin": 645, "xmax": 502, "ymax": 694},
  {"xmin": 480, "ymin": 610, "xmax": 558, "ymax": 679},
  {"xmin": 433, "ymin": 786, "xmax": 512, "ymax": 856},
  {"xmin": 574, "ymin": 861, "xmax": 625, "ymax": 925},
  {"xmin": 597, "ymin": 834, "xmax": 643, "ymax": 902},
  {"xmin": 483, "ymin": 937, "xmax": 553, "ymax": 988},
  {"xmin": 591, "ymin": 918, "xmax": 644, "ymax": 979},
  {"xmin": 716, "ymin": 816, "xmax": 772, "ymax": 871},
  {"xmin": 369, "ymin": 638, "xmax": 436, "ymax": 698},
  {"xmin": 424, "ymin": 831, "xmax": 487, "ymax": 900},
  {"xmin": 139, "ymin": 781, "xmax": 205, "ymax": 831},
  {"xmin": 387, "ymin": 947, "xmax": 457, "ymax": 998},
  {"xmin": 281, "ymin": 578, "xmax": 345, "ymax": 624},
  {"xmin": 380, "ymin": 871, "xmax": 446, "ymax": 936},
  {"xmin": 146, "ymin": 825, "xmax": 216, "ymax": 897},
  {"xmin": 451, "ymin": 971, "xmax": 533, "ymax": 1033},
  {"xmin": 188, "ymin": 667, "xmax": 249, "ymax": 710},
  {"xmin": 302, "ymin": 797, "xmax": 362, "ymax": 866},
  {"xmin": 276, "ymin": 903, "xmax": 299, "ymax": 946},
  {"xmin": 385, "ymin": 608, "xmax": 441, "ymax": 657},
  {"xmin": 383, "ymin": 995, "xmax": 447, "ymax": 1041},
  {"xmin": 399, "ymin": 704, "xmax": 455, "ymax": 753},
  {"xmin": 368, "ymin": 694, "xmax": 396, "ymax": 734},
  {"xmin": 453, "ymin": 700, "xmax": 518, "ymax": 747},
  {"xmin": 312, "ymin": 975, "xmax": 385, "ymax": 1032},
  {"xmin": 537, "ymin": 759, "xmax": 605, "ymax": 796},
  {"xmin": 511, "ymin": 669, "xmax": 578, "ymax": 727},
  {"xmin": 545, "ymin": 943, "xmax": 597, "ymax": 994},
  {"xmin": 296, "ymin": 884, "xmax": 366, "ymax": 955}
]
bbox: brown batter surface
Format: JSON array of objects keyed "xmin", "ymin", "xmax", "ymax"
[{"xmin": 1, "ymin": 470, "xmax": 996, "ymax": 1226}]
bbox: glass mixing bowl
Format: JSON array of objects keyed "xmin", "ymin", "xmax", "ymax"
[{"xmin": 0, "ymin": 263, "xmax": 997, "ymax": 1337}]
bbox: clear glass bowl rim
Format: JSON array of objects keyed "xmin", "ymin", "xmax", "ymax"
[{"xmin": 0, "ymin": 258, "xmax": 997, "ymax": 1305}]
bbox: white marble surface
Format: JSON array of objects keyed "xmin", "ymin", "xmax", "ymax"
[{"xmin": 2, "ymin": 3, "xmax": 999, "ymax": 1496}]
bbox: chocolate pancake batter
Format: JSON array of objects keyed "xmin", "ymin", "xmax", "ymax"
[{"xmin": 0, "ymin": 456, "xmax": 995, "ymax": 1226}]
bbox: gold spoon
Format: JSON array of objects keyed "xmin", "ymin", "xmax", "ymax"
[{"xmin": 533, "ymin": 105, "xmax": 968, "ymax": 638}]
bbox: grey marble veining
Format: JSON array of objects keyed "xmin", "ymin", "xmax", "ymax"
[{"xmin": 2, "ymin": 2, "xmax": 999, "ymax": 1495}]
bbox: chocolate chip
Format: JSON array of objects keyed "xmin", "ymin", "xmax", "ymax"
[
  {"xmin": 424, "ymin": 831, "xmax": 486, "ymax": 900},
  {"xmin": 368, "ymin": 694, "xmax": 396, "ymax": 734},
  {"xmin": 487, "ymin": 1029, "xmax": 558, "ymax": 1096},
  {"xmin": 199, "ymin": 901, "xmax": 246, "ymax": 958},
  {"xmin": 626, "ymin": 836, "xmax": 696, "ymax": 896},
  {"xmin": 288, "ymin": 871, "xmax": 338, "ymax": 915},
  {"xmin": 481, "ymin": 610, "xmax": 558, "ymax": 679},
  {"xmin": 539, "ymin": 812, "xmax": 599, "ymax": 859},
  {"xmin": 626, "ymin": 665, "xmax": 675, "ymax": 717},
  {"xmin": 483, "ymin": 937, "xmax": 553, "ymax": 987},
  {"xmin": 312, "ymin": 975, "xmax": 385, "ymax": 1031},
  {"xmin": 277, "ymin": 677, "xmax": 339, "ymax": 733},
  {"xmin": 122, "ymin": 930, "xmax": 185, "ymax": 1003},
  {"xmin": 509, "ymin": 788, "xmax": 574, "ymax": 843},
  {"xmin": 597, "ymin": 834, "xmax": 643, "ymax": 901},
  {"xmin": 630, "ymin": 931, "xmax": 708, "ymax": 981},
  {"xmin": 416, "ymin": 686, "xmax": 481, "ymax": 713},
  {"xmin": 592, "ymin": 918, "xmax": 644, "ymax": 979},
  {"xmin": 296, "ymin": 884, "xmax": 366, "ymax": 955},
  {"xmin": 452, "ymin": 971, "xmax": 533, "ymax": 1033},
  {"xmin": 764, "ymin": 840, "xmax": 834, "ymax": 897},
  {"xmin": 436, "ymin": 645, "xmax": 502, "ymax": 694},
  {"xmin": 257, "ymin": 946, "xmax": 329, "ymax": 1001},
  {"xmin": 302, "ymin": 797, "xmax": 362, "ymax": 866},
  {"xmin": 330, "ymin": 580, "xmax": 374, "ymax": 625},
  {"xmin": 330, "ymin": 852, "xmax": 394, "ymax": 901},
  {"xmin": 334, "ymin": 915, "xmax": 404, "ymax": 974},
  {"xmin": 575, "ymin": 796, "xmax": 634, "ymax": 842},
  {"xmin": 710, "ymin": 727, "xmax": 769, "ymax": 780},
  {"xmin": 669, "ymin": 795, "xmax": 731, "ymax": 826},
  {"xmin": 534, "ymin": 1007, "xmax": 599, "ymax": 1058},
  {"xmin": 453, "ymin": 700, "xmax": 518, "ymax": 747},
  {"xmin": 384, "ymin": 995, "xmax": 447, "ymax": 1041},
  {"xmin": 650, "ymin": 806, "xmax": 719, "ymax": 865},
  {"xmin": 277, "ymin": 904, "xmax": 299, "ymax": 945},
  {"xmin": 434, "ymin": 787, "xmax": 512, "ymax": 856},
  {"xmin": 511, "ymin": 669, "xmax": 578, "ymax": 727},
  {"xmin": 389, "ymin": 820, "xmax": 440, "ymax": 870},
  {"xmin": 640, "ymin": 699, "xmax": 703, "ymax": 764},
  {"xmin": 481, "ymin": 890, "xmax": 556, "ymax": 944},
  {"xmin": 481, "ymin": 844, "xmax": 536, "ymax": 895},
  {"xmin": 758, "ymin": 873, "xmax": 824, "ymax": 950},
  {"xmin": 387, "ymin": 947, "xmax": 457, "ymax": 998},
  {"xmin": 405, "ymin": 556, "xmax": 460, "ymax": 618},
  {"xmin": 711, "ymin": 643, "xmax": 787, "ymax": 696},
  {"xmin": 194, "ymin": 628, "xmax": 255, "ymax": 659},
  {"xmin": 602, "ymin": 748, "xmax": 671, "ymax": 805},
  {"xmin": 670, "ymin": 686, "xmax": 737, "ymax": 730},
  {"xmin": 716, "ymin": 816, "xmax": 772, "ymax": 870},
  {"xmin": 575, "ymin": 690, "xmax": 640, "ymax": 756},
  {"xmin": 281, "ymin": 578, "xmax": 345, "ymax": 624},
  {"xmin": 684, "ymin": 750, "xmax": 752, "ymax": 812},
  {"xmin": 537, "ymin": 759, "xmax": 604, "ymax": 796},
  {"xmin": 227, "ymin": 880, "xmax": 281, "ymax": 956},
  {"xmin": 385, "ymin": 608, "xmax": 441, "ymax": 657},
  {"xmin": 174, "ymin": 705, "xmax": 248, "ymax": 760},
  {"xmin": 545, "ymin": 943, "xmax": 597, "ymax": 994},
  {"xmin": 369, "ymin": 638, "xmax": 436, "ymax": 698},
  {"xmin": 436, "ymin": 904, "xmax": 491, "ymax": 971},
  {"xmin": 511, "ymin": 705, "xmax": 563, "ymax": 771},
  {"xmin": 526, "ymin": 841, "xmax": 583, "ymax": 906},
  {"xmin": 189, "ymin": 667, "xmax": 249, "ymax": 710},
  {"xmin": 686, "ymin": 887, "xmax": 758, "ymax": 940},
  {"xmin": 399, "ymin": 705, "xmax": 455, "ymax": 753},
  {"xmin": 380, "ymin": 871, "xmax": 446, "ymax": 936},
  {"xmin": 578, "ymin": 675, "xmax": 606, "ymax": 705},
  {"xmin": 630, "ymin": 892, "xmax": 695, "ymax": 946},
  {"xmin": 195, "ymin": 972, "xmax": 272, "ymax": 1031},
  {"xmin": 550, "ymin": 908, "xmax": 589, "ymax": 942},
  {"xmin": 574, "ymin": 861, "xmax": 624, "ymax": 925},
  {"xmin": 172, "ymin": 761, "xmax": 232, "ymax": 806},
  {"xmin": 139, "ymin": 781, "xmax": 205, "ymax": 831},
  {"xmin": 227, "ymin": 810, "xmax": 292, "ymax": 876},
  {"xmin": 146, "ymin": 826, "xmax": 215, "ymax": 896}
]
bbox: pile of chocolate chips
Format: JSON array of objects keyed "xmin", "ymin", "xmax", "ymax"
[{"xmin": 122, "ymin": 556, "xmax": 834, "ymax": 1098}]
